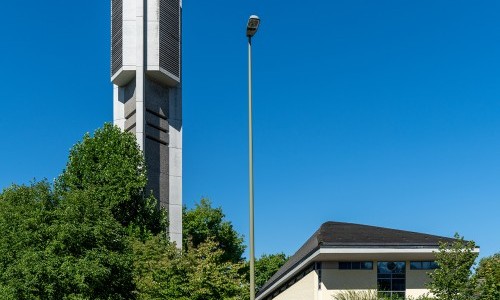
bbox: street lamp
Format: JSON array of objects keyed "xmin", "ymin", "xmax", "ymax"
[{"xmin": 247, "ymin": 14, "xmax": 260, "ymax": 300}]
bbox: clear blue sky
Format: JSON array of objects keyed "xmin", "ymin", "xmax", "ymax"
[{"xmin": 1, "ymin": 1, "xmax": 499, "ymax": 259}]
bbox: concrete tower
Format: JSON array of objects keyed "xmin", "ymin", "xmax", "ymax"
[{"xmin": 111, "ymin": 0, "xmax": 182, "ymax": 246}]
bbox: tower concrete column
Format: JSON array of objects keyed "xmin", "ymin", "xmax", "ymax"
[{"xmin": 111, "ymin": 0, "xmax": 182, "ymax": 248}]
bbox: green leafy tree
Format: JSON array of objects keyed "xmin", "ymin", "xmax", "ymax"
[
  {"xmin": 428, "ymin": 233, "xmax": 478, "ymax": 300},
  {"xmin": 183, "ymin": 238, "xmax": 248, "ymax": 299},
  {"xmin": 182, "ymin": 199, "xmax": 245, "ymax": 263},
  {"xmin": 132, "ymin": 235, "xmax": 188, "ymax": 299},
  {"xmin": 0, "ymin": 182, "xmax": 135, "ymax": 299},
  {"xmin": 133, "ymin": 199, "xmax": 249, "ymax": 299},
  {"xmin": 474, "ymin": 253, "xmax": 500, "ymax": 300},
  {"xmin": 0, "ymin": 182, "xmax": 55, "ymax": 299},
  {"xmin": 255, "ymin": 253, "xmax": 288, "ymax": 293},
  {"xmin": 57, "ymin": 123, "xmax": 165, "ymax": 234},
  {"xmin": 132, "ymin": 235, "xmax": 248, "ymax": 300}
]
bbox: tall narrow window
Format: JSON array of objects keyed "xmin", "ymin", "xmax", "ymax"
[{"xmin": 377, "ymin": 262, "xmax": 406, "ymax": 299}]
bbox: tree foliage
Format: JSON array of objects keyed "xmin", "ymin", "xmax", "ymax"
[
  {"xmin": 131, "ymin": 235, "xmax": 186, "ymax": 299},
  {"xmin": 0, "ymin": 182, "xmax": 135, "ymax": 299},
  {"xmin": 474, "ymin": 253, "xmax": 500, "ymax": 300},
  {"xmin": 0, "ymin": 125, "xmax": 153, "ymax": 299},
  {"xmin": 255, "ymin": 253, "xmax": 288, "ymax": 292},
  {"xmin": 428, "ymin": 233, "xmax": 478, "ymax": 300},
  {"xmin": 132, "ymin": 199, "xmax": 249, "ymax": 300},
  {"xmin": 184, "ymin": 239, "xmax": 248, "ymax": 300},
  {"xmin": 182, "ymin": 198, "xmax": 245, "ymax": 263},
  {"xmin": 57, "ymin": 123, "xmax": 165, "ymax": 234}
]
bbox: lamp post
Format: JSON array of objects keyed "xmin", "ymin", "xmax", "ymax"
[{"xmin": 246, "ymin": 14, "xmax": 260, "ymax": 300}]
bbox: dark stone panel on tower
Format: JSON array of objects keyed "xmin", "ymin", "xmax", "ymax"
[
  {"xmin": 145, "ymin": 170, "xmax": 170, "ymax": 208},
  {"xmin": 145, "ymin": 78, "xmax": 169, "ymax": 118},
  {"xmin": 146, "ymin": 124, "xmax": 168, "ymax": 144},
  {"xmin": 145, "ymin": 137, "xmax": 169, "ymax": 207},
  {"xmin": 159, "ymin": 0, "xmax": 181, "ymax": 78},
  {"xmin": 145, "ymin": 136, "xmax": 169, "ymax": 173},
  {"xmin": 111, "ymin": 0, "xmax": 123, "ymax": 76},
  {"xmin": 144, "ymin": 76, "xmax": 170, "ymax": 208},
  {"xmin": 144, "ymin": 78, "xmax": 169, "ymax": 146},
  {"xmin": 146, "ymin": 111, "xmax": 169, "ymax": 132}
]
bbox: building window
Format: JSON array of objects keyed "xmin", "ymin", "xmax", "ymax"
[
  {"xmin": 410, "ymin": 261, "xmax": 438, "ymax": 270},
  {"xmin": 377, "ymin": 261, "xmax": 406, "ymax": 299},
  {"xmin": 339, "ymin": 261, "xmax": 373, "ymax": 270}
]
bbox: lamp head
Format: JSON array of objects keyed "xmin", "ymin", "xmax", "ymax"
[{"xmin": 246, "ymin": 15, "xmax": 260, "ymax": 37}]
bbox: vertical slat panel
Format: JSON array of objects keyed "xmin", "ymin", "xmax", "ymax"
[
  {"xmin": 111, "ymin": 0, "xmax": 123, "ymax": 75},
  {"xmin": 159, "ymin": 0, "xmax": 180, "ymax": 78}
]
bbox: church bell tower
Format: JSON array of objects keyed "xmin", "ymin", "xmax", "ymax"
[{"xmin": 111, "ymin": 0, "xmax": 182, "ymax": 246}]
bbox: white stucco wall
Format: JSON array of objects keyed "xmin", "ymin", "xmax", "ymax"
[
  {"xmin": 406, "ymin": 266, "xmax": 433, "ymax": 298},
  {"xmin": 320, "ymin": 266, "xmax": 377, "ymax": 299},
  {"xmin": 273, "ymin": 271, "xmax": 317, "ymax": 300}
]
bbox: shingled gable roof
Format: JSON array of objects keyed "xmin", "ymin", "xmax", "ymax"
[{"xmin": 257, "ymin": 221, "xmax": 459, "ymax": 297}]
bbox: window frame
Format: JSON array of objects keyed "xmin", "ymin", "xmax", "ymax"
[
  {"xmin": 410, "ymin": 261, "xmax": 439, "ymax": 270},
  {"xmin": 339, "ymin": 261, "xmax": 374, "ymax": 270}
]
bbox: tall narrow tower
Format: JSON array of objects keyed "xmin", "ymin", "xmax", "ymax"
[{"xmin": 111, "ymin": 0, "xmax": 182, "ymax": 246}]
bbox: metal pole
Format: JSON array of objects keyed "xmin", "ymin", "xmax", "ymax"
[{"xmin": 248, "ymin": 36, "xmax": 255, "ymax": 300}]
